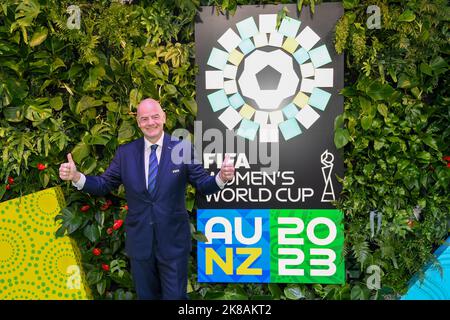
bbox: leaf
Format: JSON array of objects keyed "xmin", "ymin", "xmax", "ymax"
[
  {"xmin": 71, "ymin": 142, "xmax": 90, "ymax": 163},
  {"xmin": 422, "ymin": 135, "xmax": 439, "ymax": 151},
  {"xmin": 268, "ymin": 284, "xmax": 282, "ymax": 299},
  {"xmin": 284, "ymin": 286, "xmax": 304, "ymax": 300},
  {"xmin": 49, "ymin": 96, "xmax": 63, "ymax": 111},
  {"xmin": 118, "ymin": 120, "xmax": 135, "ymax": 144},
  {"xmin": 76, "ymin": 96, "xmax": 102, "ymax": 113},
  {"xmin": 129, "ymin": 89, "xmax": 142, "ymax": 110},
  {"xmin": 429, "ymin": 56, "xmax": 448, "ymax": 75},
  {"xmin": 83, "ymin": 224, "xmax": 100, "ymax": 242},
  {"xmin": 29, "ymin": 27, "xmax": 47, "ymax": 47},
  {"xmin": 416, "ymin": 151, "xmax": 431, "ymax": 163},
  {"xmin": 97, "ymin": 280, "xmax": 106, "ymax": 296},
  {"xmin": 361, "ymin": 116, "xmax": 372, "ymax": 130},
  {"xmin": 366, "ymin": 82, "xmax": 395, "ymax": 101},
  {"xmin": 343, "ymin": 0, "xmax": 359, "ymax": 9},
  {"xmin": 377, "ymin": 104, "xmax": 388, "ymax": 118},
  {"xmin": 192, "ymin": 231, "xmax": 208, "ymax": 242},
  {"xmin": 334, "ymin": 128, "xmax": 350, "ymax": 149},
  {"xmin": 58, "ymin": 207, "xmax": 83, "ymax": 235},
  {"xmin": 95, "ymin": 211, "xmax": 105, "ymax": 227},
  {"xmin": 398, "ymin": 10, "xmax": 416, "ymax": 23},
  {"xmin": 397, "ymin": 74, "xmax": 419, "ymax": 89},
  {"xmin": 419, "ymin": 63, "xmax": 433, "ymax": 76},
  {"xmin": 182, "ymin": 97, "xmax": 197, "ymax": 116},
  {"xmin": 351, "ymin": 285, "xmax": 369, "ymax": 300}
]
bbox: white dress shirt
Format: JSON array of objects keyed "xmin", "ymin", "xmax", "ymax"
[{"xmin": 73, "ymin": 132, "xmax": 226, "ymax": 190}]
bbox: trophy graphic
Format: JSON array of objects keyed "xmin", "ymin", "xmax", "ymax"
[{"xmin": 321, "ymin": 150, "xmax": 335, "ymax": 202}]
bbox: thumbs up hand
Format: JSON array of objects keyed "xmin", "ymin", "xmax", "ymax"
[
  {"xmin": 59, "ymin": 153, "xmax": 81, "ymax": 182},
  {"xmin": 219, "ymin": 154, "xmax": 235, "ymax": 183}
]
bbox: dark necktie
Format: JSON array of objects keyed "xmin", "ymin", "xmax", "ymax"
[{"xmin": 147, "ymin": 144, "xmax": 158, "ymax": 196}]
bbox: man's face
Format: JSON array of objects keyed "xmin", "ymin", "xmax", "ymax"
[{"xmin": 136, "ymin": 101, "xmax": 166, "ymax": 142}]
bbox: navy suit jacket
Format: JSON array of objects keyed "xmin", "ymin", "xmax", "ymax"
[{"xmin": 81, "ymin": 133, "xmax": 220, "ymax": 260}]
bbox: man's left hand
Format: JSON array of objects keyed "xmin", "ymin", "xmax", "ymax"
[{"xmin": 219, "ymin": 154, "xmax": 235, "ymax": 182}]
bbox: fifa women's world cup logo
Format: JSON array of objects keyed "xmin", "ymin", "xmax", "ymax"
[{"xmin": 204, "ymin": 14, "xmax": 334, "ymax": 143}]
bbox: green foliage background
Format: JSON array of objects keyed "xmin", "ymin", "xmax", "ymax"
[{"xmin": 0, "ymin": 0, "xmax": 448, "ymax": 300}]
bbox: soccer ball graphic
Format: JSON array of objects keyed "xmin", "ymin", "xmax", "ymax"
[{"xmin": 205, "ymin": 14, "xmax": 334, "ymax": 143}]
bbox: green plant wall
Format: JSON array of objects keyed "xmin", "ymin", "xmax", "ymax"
[{"xmin": 0, "ymin": 0, "xmax": 448, "ymax": 300}]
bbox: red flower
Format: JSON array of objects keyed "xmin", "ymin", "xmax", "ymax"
[
  {"xmin": 7, "ymin": 176, "xmax": 14, "ymax": 184},
  {"xmin": 447, "ymin": 163, "xmax": 450, "ymax": 169},
  {"xmin": 100, "ymin": 203, "xmax": 110, "ymax": 211},
  {"xmin": 101, "ymin": 264, "xmax": 110, "ymax": 272},
  {"xmin": 6, "ymin": 184, "xmax": 11, "ymax": 190},
  {"xmin": 92, "ymin": 248, "xmax": 101, "ymax": 256},
  {"xmin": 121, "ymin": 204, "xmax": 128, "ymax": 211},
  {"xmin": 443, "ymin": 156, "xmax": 450, "ymax": 162},
  {"xmin": 80, "ymin": 205, "xmax": 90, "ymax": 212},
  {"xmin": 106, "ymin": 227, "xmax": 113, "ymax": 235},
  {"xmin": 37, "ymin": 163, "xmax": 46, "ymax": 171},
  {"xmin": 113, "ymin": 219, "xmax": 124, "ymax": 230}
]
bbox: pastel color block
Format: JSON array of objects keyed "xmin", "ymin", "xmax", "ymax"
[
  {"xmin": 309, "ymin": 45, "xmax": 332, "ymax": 68},
  {"xmin": 296, "ymin": 105, "xmax": 320, "ymax": 129},
  {"xmin": 217, "ymin": 28, "xmax": 242, "ymax": 53},
  {"xmin": 253, "ymin": 33, "xmax": 268, "ymax": 48},
  {"xmin": 0, "ymin": 187, "xmax": 92, "ymax": 300},
  {"xmin": 223, "ymin": 64, "xmax": 238, "ymax": 79},
  {"xmin": 295, "ymin": 26, "xmax": 320, "ymax": 51},
  {"xmin": 259, "ymin": 124, "xmax": 279, "ymax": 143},
  {"xmin": 268, "ymin": 32, "xmax": 283, "ymax": 47},
  {"xmin": 224, "ymin": 80, "xmax": 238, "ymax": 94},
  {"xmin": 207, "ymin": 47, "xmax": 229, "ymax": 70},
  {"xmin": 259, "ymin": 14, "xmax": 277, "ymax": 33},
  {"xmin": 308, "ymin": 88, "xmax": 332, "ymax": 111},
  {"xmin": 279, "ymin": 118, "xmax": 302, "ymax": 140},
  {"xmin": 300, "ymin": 62, "xmax": 315, "ymax": 78},
  {"xmin": 278, "ymin": 17, "xmax": 301, "ymax": 38},
  {"xmin": 205, "ymin": 70, "xmax": 224, "ymax": 89},
  {"xmin": 239, "ymin": 104, "xmax": 256, "ymax": 119},
  {"xmin": 237, "ymin": 119, "xmax": 259, "ymax": 141},
  {"xmin": 254, "ymin": 110, "xmax": 269, "ymax": 125},
  {"xmin": 293, "ymin": 92, "xmax": 309, "ymax": 108},
  {"xmin": 218, "ymin": 107, "xmax": 243, "ymax": 130},
  {"xmin": 269, "ymin": 110, "xmax": 284, "ymax": 125},
  {"xmin": 238, "ymin": 38, "xmax": 256, "ymax": 55},
  {"xmin": 282, "ymin": 103, "xmax": 299, "ymax": 119},
  {"xmin": 282, "ymin": 37, "xmax": 299, "ymax": 54},
  {"xmin": 228, "ymin": 49, "xmax": 244, "ymax": 66},
  {"xmin": 207, "ymin": 89, "xmax": 229, "ymax": 112},
  {"xmin": 293, "ymin": 48, "xmax": 310, "ymax": 65},
  {"xmin": 236, "ymin": 17, "xmax": 259, "ymax": 39},
  {"xmin": 228, "ymin": 93, "xmax": 245, "ymax": 109}
]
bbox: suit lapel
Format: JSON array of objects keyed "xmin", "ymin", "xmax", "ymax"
[{"xmin": 135, "ymin": 137, "xmax": 149, "ymax": 198}]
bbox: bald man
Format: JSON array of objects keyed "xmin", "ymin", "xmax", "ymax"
[{"xmin": 59, "ymin": 98, "xmax": 234, "ymax": 300}]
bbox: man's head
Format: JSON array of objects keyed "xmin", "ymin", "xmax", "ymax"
[{"xmin": 136, "ymin": 98, "xmax": 166, "ymax": 143}]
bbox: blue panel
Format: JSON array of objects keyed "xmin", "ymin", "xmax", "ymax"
[
  {"xmin": 402, "ymin": 236, "xmax": 450, "ymax": 300},
  {"xmin": 197, "ymin": 209, "xmax": 271, "ymax": 283}
]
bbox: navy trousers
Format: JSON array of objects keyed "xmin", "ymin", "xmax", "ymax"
[{"xmin": 130, "ymin": 226, "xmax": 189, "ymax": 300}]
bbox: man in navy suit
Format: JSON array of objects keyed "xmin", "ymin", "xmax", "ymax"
[{"xmin": 59, "ymin": 98, "xmax": 235, "ymax": 300}]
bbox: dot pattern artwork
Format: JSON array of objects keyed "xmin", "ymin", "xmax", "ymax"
[{"xmin": 0, "ymin": 187, "xmax": 92, "ymax": 300}]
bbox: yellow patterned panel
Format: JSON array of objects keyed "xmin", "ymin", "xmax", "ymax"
[{"xmin": 0, "ymin": 187, "xmax": 92, "ymax": 300}]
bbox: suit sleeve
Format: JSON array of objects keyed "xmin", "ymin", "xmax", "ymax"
[
  {"xmin": 186, "ymin": 143, "xmax": 221, "ymax": 195},
  {"xmin": 82, "ymin": 146, "xmax": 123, "ymax": 196}
]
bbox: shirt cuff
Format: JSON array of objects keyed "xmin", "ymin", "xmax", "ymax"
[
  {"xmin": 72, "ymin": 173, "xmax": 86, "ymax": 190},
  {"xmin": 215, "ymin": 173, "xmax": 226, "ymax": 189}
]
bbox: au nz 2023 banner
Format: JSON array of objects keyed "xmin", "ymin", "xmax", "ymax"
[{"xmin": 195, "ymin": 3, "xmax": 345, "ymax": 284}]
